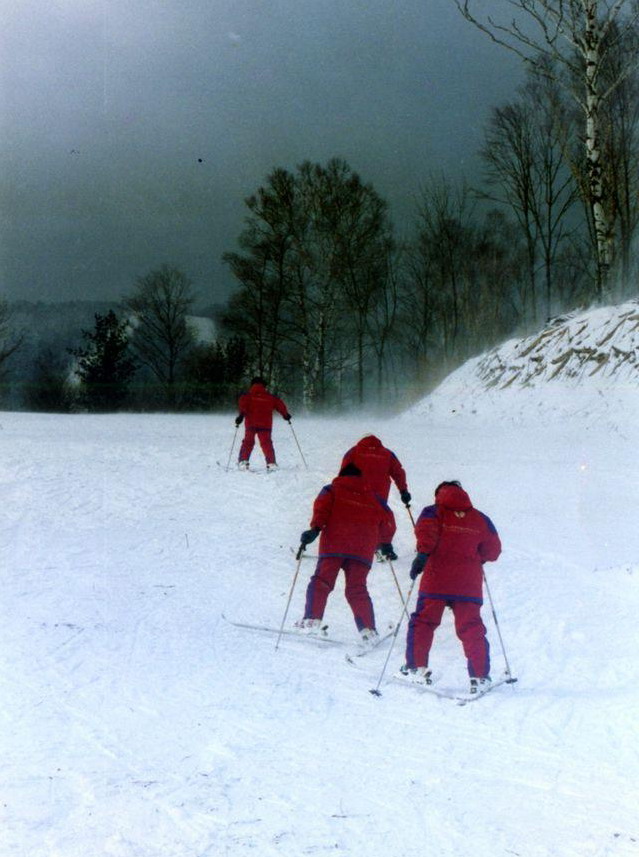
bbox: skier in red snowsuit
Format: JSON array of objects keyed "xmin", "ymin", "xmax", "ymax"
[
  {"xmin": 340, "ymin": 435, "xmax": 411, "ymax": 506},
  {"xmin": 401, "ymin": 481, "xmax": 501, "ymax": 692},
  {"xmin": 235, "ymin": 377, "xmax": 291, "ymax": 471},
  {"xmin": 296, "ymin": 463, "xmax": 397, "ymax": 643}
]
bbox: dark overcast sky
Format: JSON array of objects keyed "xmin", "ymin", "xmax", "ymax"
[{"xmin": 0, "ymin": 0, "xmax": 521, "ymax": 306}]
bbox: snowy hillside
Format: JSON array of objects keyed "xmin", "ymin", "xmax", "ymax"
[
  {"xmin": 412, "ymin": 299, "xmax": 639, "ymax": 428},
  {"xmin": 2, "ymin": 302, "xmax": 639, "ymax": 857}
]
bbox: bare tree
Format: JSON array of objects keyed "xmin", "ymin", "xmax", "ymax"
[
  {"xmin": 455, "ymin": 0, "xmax": 639, "ymax": 298},
  {"xmin": 481, "ymin": 101, "xmax": 540, "ymax": 319},
  {"xmin": 414, "ymin": 178, "xmax": 476, "ymax": 360},
  {"xmin": 400, "ymin": 234, "xmax": 438, "ymax": 383},
  {"xmin": 318, "ymin": 159, "xmax": 393, "ymax": 405},
  {"xmin": 222, "ymin": 159, "xmax": 393, "ymax": 407},
  {"xmin": 124, "ymin": 265, "xmax": 196, "ymax": 407},
  {"xmin": 480, "ymin": 65, "xmax": 578, "ymax": 321},
  {"xmin": 365, "ymin": 244, "xmax": 401, "ymax": 404},
  {"xmin": 286, "ymin": 160, "xmax": 344, "ymax": 407}
]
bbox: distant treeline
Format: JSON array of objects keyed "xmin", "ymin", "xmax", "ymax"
[{"xmin": 1, "ymin": 17, "xmax": 638, "ymax": 412}]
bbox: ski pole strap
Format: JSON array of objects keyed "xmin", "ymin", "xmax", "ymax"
[{"xmin": 295, "ymin": 543, "xmax": 306, "ymax": 561}]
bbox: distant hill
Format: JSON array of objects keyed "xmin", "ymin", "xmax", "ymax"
[
  {"xmin": 9, "ymin": 300, "xmax": 218, "ymax": 347},
  {"xmin": 2, "ymin": 300, "xmax": 218, "ymax": 408}
]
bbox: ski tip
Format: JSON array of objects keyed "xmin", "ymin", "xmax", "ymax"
[{"xmin": 369, "ymin": 689, "xmax": 382, "ymax": 697}]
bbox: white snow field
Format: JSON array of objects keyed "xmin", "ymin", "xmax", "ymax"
[{"xmin": 2, "ymin": 309, "xmax": 639, "ymax": 857}]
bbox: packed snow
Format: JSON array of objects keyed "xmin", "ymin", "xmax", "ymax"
[{"xmin": 2, "ymin": 304, "xmax": 639, "ymax": 857}]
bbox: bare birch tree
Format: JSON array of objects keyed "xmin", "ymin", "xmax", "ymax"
[
  {"xmin": 454, "ymin": 0, "xmax": 639, "ymax": 298},
  {"xmin": 223, "ymin": 168, "xmax": 298, "ymax": 385}
]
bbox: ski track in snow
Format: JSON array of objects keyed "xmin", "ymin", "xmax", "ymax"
[{"xmin": 1, "ymin": 409, "xmax": 638, "ymax": 857}]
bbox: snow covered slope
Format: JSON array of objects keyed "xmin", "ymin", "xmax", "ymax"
[
  {"xmin": 1, "ymin": 302, "xmax": 638, "ymax": 857},
  {"xmin": 411, "ymin": 299, "xmax": 639, "ymax": 428}
]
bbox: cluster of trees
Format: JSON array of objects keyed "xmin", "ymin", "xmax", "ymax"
[
  {"xmin": 218, "ymin": 1, "xmax": 639, "ymax": 407},
  {"xmin": 0, "ymin": 273, "xmax": 247, "ymax": 413},
  {"xmin": 1, "ymin": 1, "xmax": 637, "ymax": 413}
]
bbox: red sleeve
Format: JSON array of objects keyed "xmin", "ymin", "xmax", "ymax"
[
  {"xmin": 478, "ymin": 526, "xmax": 502, "ymax": 563},
  {"xmin": 415, "ymin": 507, "xmax": 440, "ymax": 554},
  {"xmin": 378, "ymin": 503, "xmax": 397, "ymax": 544},
  {"xmin": 310, "ymin": 486, "xmax": 334, "ymax": 530},
  {"xmin": 389, "ymin": 453, "xmax": 408, "ymax": 493},
  {"xmin": 273, "ymin": 395, "xmax": 289, "ymax": 418},
  {"xmin": 477, "ymin": 512, "xmax": 501, "ymax": 562},
  {"xmin": 238, "ymin": 393, "xmax": 249, "ymax": 416}
]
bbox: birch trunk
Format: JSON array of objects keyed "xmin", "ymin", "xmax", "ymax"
[{"xmin": 583, "ymin": 0, "xmax": 614, "ymax": 297}]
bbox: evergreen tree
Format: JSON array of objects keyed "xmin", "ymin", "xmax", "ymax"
[{"xmin": 70, "ymin": 311, "xmax": 137, "ymax": 411}]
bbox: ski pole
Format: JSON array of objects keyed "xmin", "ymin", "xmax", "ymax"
[
  {"xmin": 405, "ymin": 503, "xmax": 416, "ymax": 528},
  {"xmin": 275, "ymin": 547, "xmax": 305, "ymax": 651},
  {"xmin": 387, "ymin": 558, "xmax": 411, "ymax": 623},
  {"xmin": 369, "ymin": 577, "xmax": 417, "ymax": 697},
  {"xmin": 288, "ymin": 421, "xmax": 309, "ymax": 470},
  {"xmin": 482, "ymin": 568, "xmax": 516, "ymax": 683},
  {"xmin": 225, "ymin": 425, "xmax": 239, "ymax": 472}
]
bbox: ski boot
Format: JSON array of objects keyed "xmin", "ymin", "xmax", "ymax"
[
  {"xmin": 397, "ymin": 665, "xmax": 433, "ymax": 685},
  {"xmin": 469, "ymin": 677, "xmax": 492, "ymax": 694}
]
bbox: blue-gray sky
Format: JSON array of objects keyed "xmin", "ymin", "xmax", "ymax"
[{"xmin": 0, "ymin": 0, "xmax": 521, "ymax": 305}]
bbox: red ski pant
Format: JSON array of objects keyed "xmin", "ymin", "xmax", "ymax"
[
  {"xmin": 405, "ymin": 594, "xmax": 490, "ymax": 678},
  {"xmin": 239, "ymin": 427, "xmax": 275, "ymax": 465},
  {"xmin": 304, "ymin": 556, "xmax": 376, "ymax": 631}
]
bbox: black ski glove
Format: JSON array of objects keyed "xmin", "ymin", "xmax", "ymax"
[
  {"xmin": 284, "ymin": 413, "xmax": 292, "ymax": 422},
  {"xmin": 400, "ymin": 489, "xmax": 411, "ymax": 506},
  {"xmin": 235, "ymin": 414, "xmax": 244, "ymax": 427},
  {"xmin": 410, "ymin": 552, "xmax": 428, "ymax": 580},
  {"xmin": 300, "ymin": 527, "xmax": 320, "ymax": 546},
  {"xmin": 379, "ymin": 543, "xmax": 398, "ymax": 561}
]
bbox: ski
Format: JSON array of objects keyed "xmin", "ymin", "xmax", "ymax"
[
  {"xmin": 453, "ymin": 675, "xmax": 517, "ymax": 706},
  {"xmin": 344, "ymin": 626, "xmax": 397, "ymax": 662},
  {"xmin": 221, "ymin": 613, "xmax": 342, "ymax": 645},
  {"xmin": 289, "ymin": 547, "xmax": 403, "ymax": 563},
  {"xmin": 391, "ymin": 672, "xmax": 517, "ymax": 705},
  {"xmin": 215, "ymin": 460, "xmax": 271, "ymax": 474}
]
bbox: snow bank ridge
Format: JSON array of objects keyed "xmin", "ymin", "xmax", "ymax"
[
  {"xmin": 477, "ymin": 299, "xmax": 639, "ymax": 390},
  {"xmin": 406, "ymin": 299, "xmax": 639, "ymax": 424}
]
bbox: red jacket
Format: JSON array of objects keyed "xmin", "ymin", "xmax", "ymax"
[
  {"xmin": 415, "ymin": 484, "xmax": 501, "ymax": 603},
  {"xmin": 238, "ymin": 383, "xmax": 289, "ymax": 430},
  {"xmin": 310, "ymin": 474, "xmax": 397, "ymax": 566},
  {"xmin": 340, "ymin": 435, "xmax": 408, "ymax": 501}
]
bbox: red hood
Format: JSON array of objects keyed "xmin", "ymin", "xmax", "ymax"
[
  {"xmin": 356, "ymin": 435, "xmax": 382, "ymax": 450},
  {"xmin": 436, "ymin": 484, "xmax": 472, "ymax": 511},
  {"xmin": 249, "ymin": 383, "xmax": 267, "ymax": 394}
]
